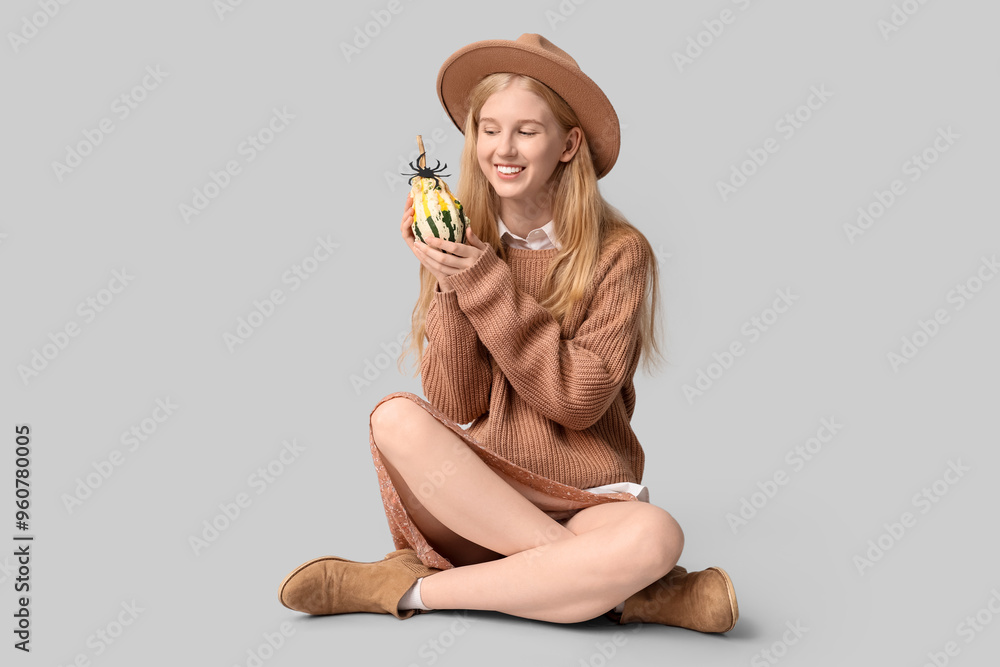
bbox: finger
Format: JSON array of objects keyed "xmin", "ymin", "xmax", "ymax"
[
  {"xmin": 400, "ymin": 208, "xmax": 415, "ymax": 242},
  {"xmin": 426, "ymin": 235, "xmax": 467, "ymax": 257},
  {"xmin": 425, "ymin": 238, "xmax": 458, "ymax": 264},
  {"xmin": 414, "ymin": 240, "xmax": 443, "ymax": 271},
  {"xmin": 412, "ymin": 240, "xmax": 436, "ymax": 270},
  {"xmin": 401, "ymin": 192, "xmax": 413, "ymax": 224}
]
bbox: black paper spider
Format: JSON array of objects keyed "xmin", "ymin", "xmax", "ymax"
[{"xmin": 401, "ymin": 152, "xmax": 451, "ymax": 187}]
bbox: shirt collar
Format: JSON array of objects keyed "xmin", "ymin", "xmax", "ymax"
[{"xmin": 497, "ymin": 216, "xmax": 561, "ymax": 250}]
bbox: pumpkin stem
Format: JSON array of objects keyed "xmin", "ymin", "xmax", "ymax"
[{"xmin": 416, "ymin": 135, "xmax": 426, "ymax": 169}]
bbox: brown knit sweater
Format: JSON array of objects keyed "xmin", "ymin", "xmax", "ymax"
[{"xmin": 419, "ymin": 230, "xmax": 648, "ymax": 489}]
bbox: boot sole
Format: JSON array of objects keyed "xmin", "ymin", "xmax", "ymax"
[{"xmin": 706, "ymin": 566, "xmax": 739, "ymax": 632}]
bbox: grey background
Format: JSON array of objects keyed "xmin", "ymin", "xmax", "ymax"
[{"xmin": 2, "ymin": 0, "xmax": 998, "ymax": 665}]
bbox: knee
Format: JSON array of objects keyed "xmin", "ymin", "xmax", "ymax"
[
  {"xmin": 620, "ymin": 504, "xmax": 684, "ymax": 580},
  {"xmin": 370, "ymin": 397, "xmax": 418, "ymax": 458},
  {"xmin": 371, "ymin": 396, "xmax": 441, "ymax": 462}
]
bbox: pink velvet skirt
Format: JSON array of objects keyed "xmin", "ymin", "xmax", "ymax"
[{"xmin": 369, "ymin": 391, "xmax": 644, "ymax": 570}]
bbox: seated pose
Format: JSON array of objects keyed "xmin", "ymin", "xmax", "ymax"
[{"xmin": 278, "ymin": 33, "xmax": 739, "ymax": 633}]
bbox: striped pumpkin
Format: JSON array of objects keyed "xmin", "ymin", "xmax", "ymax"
[{"xmin": 403, "ymin": 136, "xmax": 468, "ymax": 251}]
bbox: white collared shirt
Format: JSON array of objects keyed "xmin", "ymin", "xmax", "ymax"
[{"xmin": 497, "ymin": 216, "xmax": 562, "ymax": 250}]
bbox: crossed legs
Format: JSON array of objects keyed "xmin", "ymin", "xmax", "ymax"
[{"xmin": 371, "ymin": 397, "xmax": 685, "ymax": 624}]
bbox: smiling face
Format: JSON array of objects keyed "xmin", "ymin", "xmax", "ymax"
[{"xmin": 475, "ymin": 81, "xmax": 580, "ymax": 221}]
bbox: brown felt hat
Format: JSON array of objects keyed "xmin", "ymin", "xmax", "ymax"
[{"xmin": 436, "ymin": 33, "xmax": 621, "ymax": 180}]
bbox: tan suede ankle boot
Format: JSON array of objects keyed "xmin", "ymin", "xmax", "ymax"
[
  {"xmin": 615, "ymin": 566, "xmax": 739, "ymax": 633},
  {"xmin": 278, "ymin": 548, "xmax": 442, "ymax": 619},
  {"xmin": 603, "ymin": 565, "xmax": 686, "ymax": 623}
]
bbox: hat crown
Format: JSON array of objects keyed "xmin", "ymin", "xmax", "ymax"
[{"xmin": 514, "ymin": 33, "xmax": 580, "ymax": 70}]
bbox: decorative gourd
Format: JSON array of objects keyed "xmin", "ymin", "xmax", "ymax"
[{"xmin": 402, "ymin": 135, "xmax": 469, "ymax": 252}]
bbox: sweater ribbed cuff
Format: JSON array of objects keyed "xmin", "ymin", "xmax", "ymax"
[
  {"xmin": 431, "ymin": 287, "xmax": 462, "ymax": 313},
  {"xmin": 445, "ymin": 247, "xmax": 504, "ymax": 308}
]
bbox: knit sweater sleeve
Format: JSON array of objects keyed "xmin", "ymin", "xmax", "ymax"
[
  {"xmin": 445, "ymin": 235, "xmax": 648, "ymax": 431},
  {"xmin": 419, "ymin": 284, "xmax": 492, "ymax": 424}
]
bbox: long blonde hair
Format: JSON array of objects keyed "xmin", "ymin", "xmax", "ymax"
[{"xmin": 398, "ymin": 72, "xmax": 667, "ymax": 377}]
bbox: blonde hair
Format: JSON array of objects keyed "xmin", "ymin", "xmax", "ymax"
[{"xmin": 397, "ymin": 72, "xmax": 668, "ymax": 377}]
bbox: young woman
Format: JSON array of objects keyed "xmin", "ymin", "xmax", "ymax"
[{"xmin": 278, "ymin": 33, "xmax": 739, "ymax": 633}]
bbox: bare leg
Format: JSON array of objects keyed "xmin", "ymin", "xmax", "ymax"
[
  {"xmin": 371, "ymin": 398, "xmax": 684, "ymax": 623},
  {"xmin": 381, "ymin": 454, "xmax": 505, "ymax": 567},
  {"xmin": 372, "ymin": 398, "xmax": 583, "ymax": 557},
  {"xmin": 422, "ymin": 501, "xmax": 682, "ymax": 623}
]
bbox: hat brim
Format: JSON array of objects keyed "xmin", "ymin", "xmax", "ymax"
[{"xmin": 436, "ymin": 39, "xmax": 620, "ymax": 179}]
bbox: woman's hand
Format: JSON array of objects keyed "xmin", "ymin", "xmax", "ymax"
[{"xmin": 401, "ymin": 191, "xmax": 490, "ymax": 290}]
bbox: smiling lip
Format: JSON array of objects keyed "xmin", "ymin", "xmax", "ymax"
[{"xmin": 496, "ymin": 164, "xmax": 525, "ymax": 178}]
